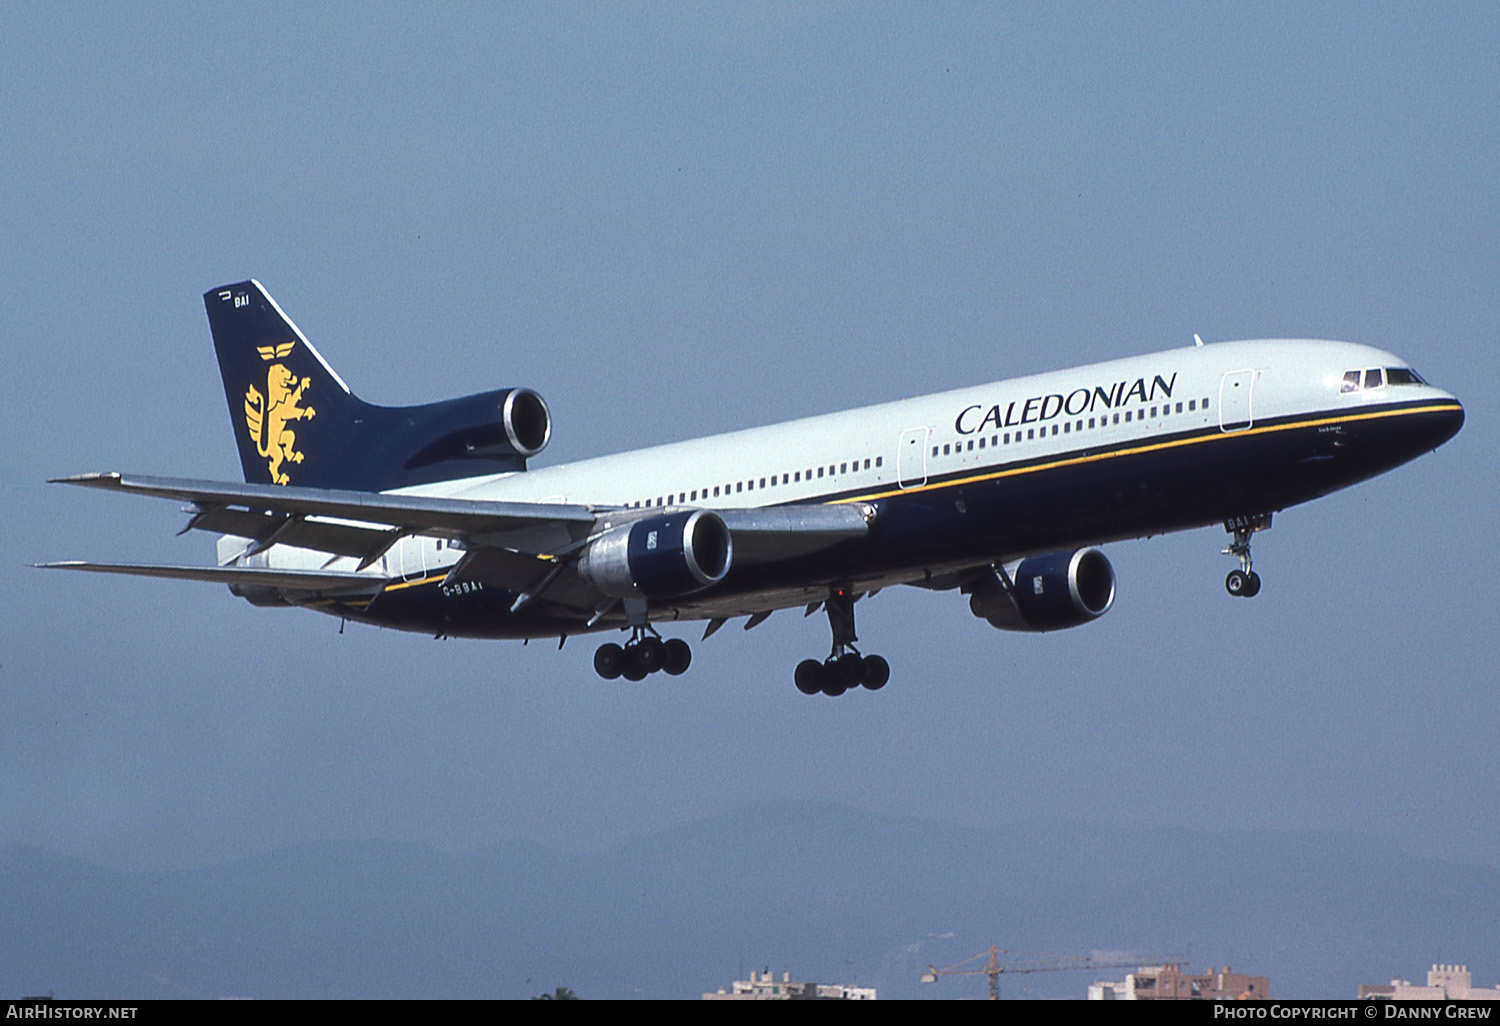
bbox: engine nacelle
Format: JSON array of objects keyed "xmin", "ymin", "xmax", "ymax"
[
  {"xmin": 401, "ymin": 386, "xmax": 552, "ymax": 474},
  {"xmin": 968, "ymin": 547, "xmax": 1115, "ymax": 632},
  {"xmin": 578, "ymin": 510, "xmax": 733, "ymax": 600}
]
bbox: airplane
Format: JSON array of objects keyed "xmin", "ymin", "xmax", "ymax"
[{"xmin": 41, "ymin": 280, "xmax": 1464, "ymax": 695}]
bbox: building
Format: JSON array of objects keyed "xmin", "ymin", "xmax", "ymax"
[
  {"xmin": 703, "ymin": 969, "xmax": 876, "ymax": 1000},
  {"xmin": 1089, "ymin": 964, "xmax": 1269, "ymax": 1000},
  {"xmin": 1360, "ymin": 965, "xmax": 1500, "ymax": 1001}
]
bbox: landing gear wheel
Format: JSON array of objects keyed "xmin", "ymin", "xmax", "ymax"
[
  {"xmin": 662, "ymin": 638, "xmax": 692, "ymax": 676},
  {"xmin": 792, "ymin": 587, "xmax": 894, "ymax": 695},
  {"xmin": 1222, "ymin": 514, "xmax": 1271, "ymax": 600},
  {"xmin": 795, "ymin": 659, "xmax": 825, "ymax": 695},
  {"xmin": 593, "ymin": 643, "xmax": 625, "ymax": 680},
  {"xmin": 621, "ymin": 646, "xmax": 649, "ymax": 681},
  {"xmin": 634, "ymin": 636, "xmax": 666, "ymax": 674}
]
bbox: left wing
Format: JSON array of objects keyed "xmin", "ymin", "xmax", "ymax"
[
  {"xmin": 36, "ymin": 561, "xmax": 386, "ymax": 596},
  {"xmin": 45, "ymin": 473, "xmax": 873, "ymax": 610},
  {"xmin": 53, "ymin": 472, "xmax": 601, "ymax": 565}
]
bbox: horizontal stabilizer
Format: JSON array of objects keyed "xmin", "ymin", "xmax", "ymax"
[{"xmin": 35, "ymin": 561, "xmax": 385, "ymax": 594}]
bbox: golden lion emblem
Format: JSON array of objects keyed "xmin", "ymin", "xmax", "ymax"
[{"xmin": 244, "ymin": 350, "xmax": 315, "ymax": 485}]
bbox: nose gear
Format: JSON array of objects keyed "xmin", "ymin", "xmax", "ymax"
[{"xmin": 1223, "ymin": 513, "xmax": 1272, "ymax": 598}]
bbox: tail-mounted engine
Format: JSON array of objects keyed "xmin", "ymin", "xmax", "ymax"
[
  {"xmin": 968, "ymin": 547, "xmax": 1115, "ymax": 632},
  {"xmin": 578, "ymin": 510, "xmax": 733, "ymax": 599}
]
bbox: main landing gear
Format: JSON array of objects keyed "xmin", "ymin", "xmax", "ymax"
[
  {"xmin": 793, "ymin": 588, "xmax": 891, "ymax": 697},
  {"xmin": 594, "ymin": 627, "xmax": 692, "ymax": 681},
  {"xmin": 1223, "ymin": 513, "xmax": 1272, "ymax": 598}
]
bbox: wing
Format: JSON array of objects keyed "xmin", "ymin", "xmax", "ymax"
[
  {"xmin": 35, "ymin": 560, "xmax": 384, "ymax": 596},
  {"xmin": 45, "ymin": 472, "xmax": 872, "ymax": 617}
]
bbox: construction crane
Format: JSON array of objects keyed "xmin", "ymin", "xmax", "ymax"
[{"xmin": 920, "ymin": 945, "xmax": 1168, "ymax": 1000}]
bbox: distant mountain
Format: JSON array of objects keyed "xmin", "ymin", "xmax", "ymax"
[{"xmin": 3, "ymin": 804, "xmax": 1496, "ymax": 999}]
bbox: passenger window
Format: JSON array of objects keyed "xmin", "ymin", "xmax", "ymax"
[
  {"xmin": 1028, "ymin": 429, "xmax": 1035, "ymax": 440},
  {"xmin": 1063, "ymin": 422, "xmax": 1070, "ymax": 433},
  {"xmin": 864, "ymin": 459, "xmax": 871, "ymax": 470},
  {"xmin": 1175, "ymin": 402, "xmax": 1183, "ymax": 414},
  {"xmin": 1125, "ymin": 411, "xmax": 1132, "ymax": 422},
  {"xmin": 1051, "ymin": 424, "xmax": 1058, "ymax": 436},
  {"xmin": 875, "ymin": 457, "xmax": 882, "ymax": 467}
]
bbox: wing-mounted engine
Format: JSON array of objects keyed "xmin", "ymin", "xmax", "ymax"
[
  {"xmin": 967, "ymin": 547, "xmax": 1115, "ymax": 632},
  {"xmin": 578, "ymin": 510, "xmax": 733, "ymax": 599}
]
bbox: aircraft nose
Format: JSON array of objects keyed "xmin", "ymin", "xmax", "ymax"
[{"xmin": 1427, "ymin": 396, "xmax": 1464, "ymax": 448}]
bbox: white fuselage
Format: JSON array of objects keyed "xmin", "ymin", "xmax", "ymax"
[{"xmin": 238, "ymin": 338, "xmax": 1457, "ymax": 591}]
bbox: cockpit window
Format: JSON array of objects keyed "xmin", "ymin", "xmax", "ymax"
[
  {"xmin": 1386, "ymin": 367, "xmax": 1425, "ymax": 386},
  {"xmin": 1363, "ymin": 368, "xmax": 1384, "ymax": 390},
  {"xmin": 1341, "ymin": 370, "xmax": 1361, "ymax": 393}
]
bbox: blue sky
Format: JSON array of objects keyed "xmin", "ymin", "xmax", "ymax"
[{"xmin": 3, "ymin": 0, "xmax": 1497, "ymax": 896}]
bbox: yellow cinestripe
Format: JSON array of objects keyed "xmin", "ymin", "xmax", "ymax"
[
  {"xmin": 831, "ymin": 402, "xmax": 1462, "ymax": 506},
  {"xmin": 382, "ymin": 573, "xmax": 448, "ymax": 592}
]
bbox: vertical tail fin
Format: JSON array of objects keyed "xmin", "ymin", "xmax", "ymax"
[
  {"xmin": 204, "ymin": 280, "xmax": 545, "ymax": 492},
  {"xmin": 205, "ymin": 281, "xmax": 368, "ymax": 487}
]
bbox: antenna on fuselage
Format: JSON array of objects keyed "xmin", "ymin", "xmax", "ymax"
[{"xmin": 1193, "ymin": 333, "xmax": 1205, "ymax": 348}]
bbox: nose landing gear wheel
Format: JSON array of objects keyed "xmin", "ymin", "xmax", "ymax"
[{"xmin": 1222, "ymin": 514, "xmax": 1271, "ymax": 599}]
